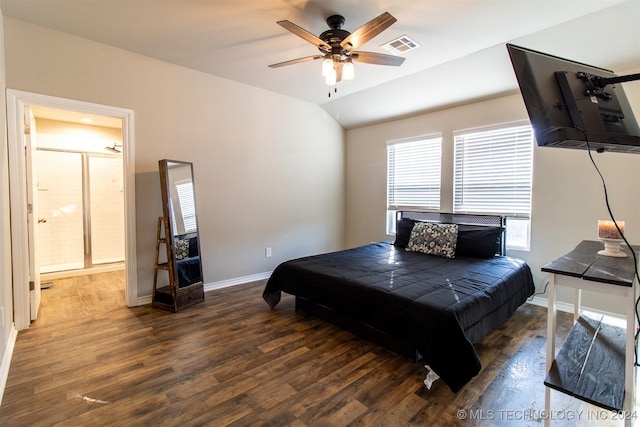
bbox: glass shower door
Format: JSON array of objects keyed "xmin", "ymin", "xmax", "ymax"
[
  {"xmin": 35, "ymin": 150, "xmax": 85, "ymax": 273},
  {"xmin": 36, "ymin": 150, "xmax": 124, "ymax": 273},
  {"xmin": 88, "ymin": 155, "xmax": 125, "ymax": 265}
]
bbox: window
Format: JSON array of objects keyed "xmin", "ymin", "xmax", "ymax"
[
  {"xmin": 176, "ymin": 181, "xmax": 197, "ymax": 232},
  {"xmin": 387, "ymin": 135, "xmax": 442, "ymax": 233},
  {"xmin": 171, "ymin": 180, "xmax": 197, "ymax": 234},
  {"xmin": 453, "ymin": 124, "xmax": 533, "ymax": 249}
]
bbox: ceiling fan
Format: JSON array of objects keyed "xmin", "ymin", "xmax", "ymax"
[{"xmin": 269, "ymin": 12, "xmax": 405, "ymax": 93}]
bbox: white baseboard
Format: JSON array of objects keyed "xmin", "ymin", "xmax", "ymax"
[
  {"xmin": 527, "ymin": 295, "xmax": 626, "ymax": 321},
  {"xmin": 527, "ymin": 295, "xmax": 574, "ymax": 313},
  {"xmin": 135, "ymin": 271, "xmax": 273, "ymax": 306},
  {"xmin": 0, "ymin": 324, "xmax": 19, "ymax": 407},
  {"xmin": 41, "ymin": 264, "xmax": 125, "ymax": 281},
  {"xmin": 203, "ymin": 271, "xmax": 272, "ymax": 292},
  {"xmin": 137, "ymin": 295, "xmax": 152, "ymax": 306}
]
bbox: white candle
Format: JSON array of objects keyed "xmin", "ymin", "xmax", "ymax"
[{"xmin": 598, "ymin": 220, "xmax": 625, "ymax": 239}]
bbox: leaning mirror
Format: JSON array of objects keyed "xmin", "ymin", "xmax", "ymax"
[{"xmin": 155, "ymin": 159, "xmax": 204, "ymax": 311}]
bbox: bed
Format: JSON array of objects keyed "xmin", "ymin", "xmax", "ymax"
[
  {"xmin": 262, "ymin": 211, "xmax": 535, "ymax": 392},
  {"xmin": 175, "ymin": 235, "xmax": 202, "ymax": 288}
]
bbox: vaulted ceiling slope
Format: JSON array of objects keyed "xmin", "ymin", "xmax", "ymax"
[{"xmin": 1, "ymin": 0, "xmax": 638, "ymax": 129}]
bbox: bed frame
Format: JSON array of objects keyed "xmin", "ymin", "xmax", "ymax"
[{"xmin": 294, "ymin": 211, "xmax": 508, "ymax": 362}]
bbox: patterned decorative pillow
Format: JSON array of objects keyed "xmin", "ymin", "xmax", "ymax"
[
  {"xmin": 175, "ymin": 239, "xmax": 190, "ymax": 260},
  {"xmin": 406, "ymin": 222, "xmax": 459, "ymax": 258}
]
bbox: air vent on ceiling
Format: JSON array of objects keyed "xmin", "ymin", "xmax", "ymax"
[{"xmin": 381, "ymin": 35, "xmax": 420, "ymax": 55}]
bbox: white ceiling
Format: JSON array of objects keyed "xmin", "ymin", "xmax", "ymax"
[{"xmin": 1, "ymin": 0, "xmax": 639, "ymax": 129}]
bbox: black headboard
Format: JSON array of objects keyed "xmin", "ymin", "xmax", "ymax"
[{"xmin": 396, "ymin": 211, "xmax": 507, "ymax": 255}]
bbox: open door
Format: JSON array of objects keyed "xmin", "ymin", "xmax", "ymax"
[{"xmin": 24, "ymin": 107, "xmax": 42, "ymax": 321}]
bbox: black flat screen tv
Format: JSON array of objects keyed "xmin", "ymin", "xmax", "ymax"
[{"xmin": 507, "ymin": 43, "xmax": 640, "ymax": 154}]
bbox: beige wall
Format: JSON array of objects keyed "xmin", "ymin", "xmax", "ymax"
[
  {"xmin": 3, "ymin": 17, "xmax": 345, "ymax": 300},
  {"xmin": 35, "ymin": 118, "xmax": 122, "ymax": 151},
  {"xmin": 346, "ymin": 74, "xmax": 640, "ymax": 314}
]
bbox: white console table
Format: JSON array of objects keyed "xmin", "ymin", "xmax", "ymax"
[{"xmin": 542, "ymin": 240, "xmax": 638, "ymax": 426}]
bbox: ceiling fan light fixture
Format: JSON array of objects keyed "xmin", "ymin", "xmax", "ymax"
[
  {"xmin": 321, "ymin": 57, "xmax": 334, "ymax": 77},
  {"xmin": 342, "ymin": 60, "xmax": 354, "ymax": 80},
  {"xmin": 325, "ymin": 67, "xmax": 337, "ymax": 85}
]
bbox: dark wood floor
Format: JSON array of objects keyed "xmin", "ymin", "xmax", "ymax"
[{"xmin": 0, "ymin": 272, "xmax": 632, "ymax": 426}]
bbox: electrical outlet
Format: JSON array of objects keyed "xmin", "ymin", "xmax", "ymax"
[{"xmin": 265, "ymin": 247, "xmax": 272, "ymax": 258}]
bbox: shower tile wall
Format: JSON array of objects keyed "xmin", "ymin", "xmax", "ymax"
[
  {"xmin": 36, "ymin": 151, "xmax": 125, "ymax": 273},
  {"xmin": 89, "ymin": 156, "xmax": 125, "ymax": 264}
]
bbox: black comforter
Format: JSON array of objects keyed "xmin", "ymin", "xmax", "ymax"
[{"xmin": 263, "ymin": 241, "xmax": 534, "ymax": 392}]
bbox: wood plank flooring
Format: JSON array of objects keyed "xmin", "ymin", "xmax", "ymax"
[
  {"xmin": 35, "ymin": 271, "xmax": 126, "ymax": 324},
  {"xmin": 0, "ymin": 272, "xmax": 634, "ymax": 426}
]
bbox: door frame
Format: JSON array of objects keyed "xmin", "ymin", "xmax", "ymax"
[{"xmin": 6, "ymin": 89, "xmax": 137, "ymax": 330}]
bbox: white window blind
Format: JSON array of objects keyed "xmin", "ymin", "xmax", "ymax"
[
  {"xmin": 387, "ymin": 136, "xmax": 442, "ymax": 211},
  {"xmin": 454, "ymin": 124, "xmax": 533, "ymax": 217},
  {"xmin": 176, "ymin": 181, "xmax": 197, "ymax": 233}
]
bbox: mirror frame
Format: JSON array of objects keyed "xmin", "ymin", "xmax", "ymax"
[{"xmin": 158, "ymin": 159, "xmax": 203, "ymax": 290}]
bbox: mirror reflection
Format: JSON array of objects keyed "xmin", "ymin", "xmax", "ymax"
[
  {"xmin": 166, "ymin": 162, "xmax": 197, "ymax": 236},
  {"xmin": 159, "ymin": 160, "xmax": 203, "ymax": 289}
]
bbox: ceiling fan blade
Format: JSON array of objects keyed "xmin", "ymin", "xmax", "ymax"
[
  {"xmin": 268, "ymin": 54, "xmax": 324, "ymax": 68},
  {"xmin": 340, "ymin": 12, "xmax": 397, "ymax": 51},
  {"xmin": 351, "ymin": 51, "xmax": 405, "ymax": 66},
  {"xmin": 277, "ymin": 20, "xmax": 331, "ymax": 53}
]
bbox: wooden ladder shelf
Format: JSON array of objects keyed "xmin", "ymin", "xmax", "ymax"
[{"xmin": 152, "ymin": 216, "xmax": 178, "ymax": 311}]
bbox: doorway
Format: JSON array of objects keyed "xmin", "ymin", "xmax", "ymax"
[
  {"xmin": 7, "ymin": 90, "xmax": 137, "ymax": 330},
  {"xmin": 31, "ymin": 109, "xmax": 125, "ymax": 276}
]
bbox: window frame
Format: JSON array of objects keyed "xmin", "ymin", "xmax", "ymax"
[
  {"xmin": 386, "ymin": 134, "xmax": 443, "ymax": 234},
  {"xmin": 386, "ymin": 134, "xmax": 443, "ymax": 211},
  {"xmin": 452, "ymin": 121, "xmax": 534, "ymax": 250}
]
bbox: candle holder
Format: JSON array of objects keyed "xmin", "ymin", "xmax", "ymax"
[
  {"xmin": 597, "ymin": 220, "xmax": 626, "ymax": 257},
  {"xmin": 598, "ymin": 238, "xmax": 627, "ymax": 257}
]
